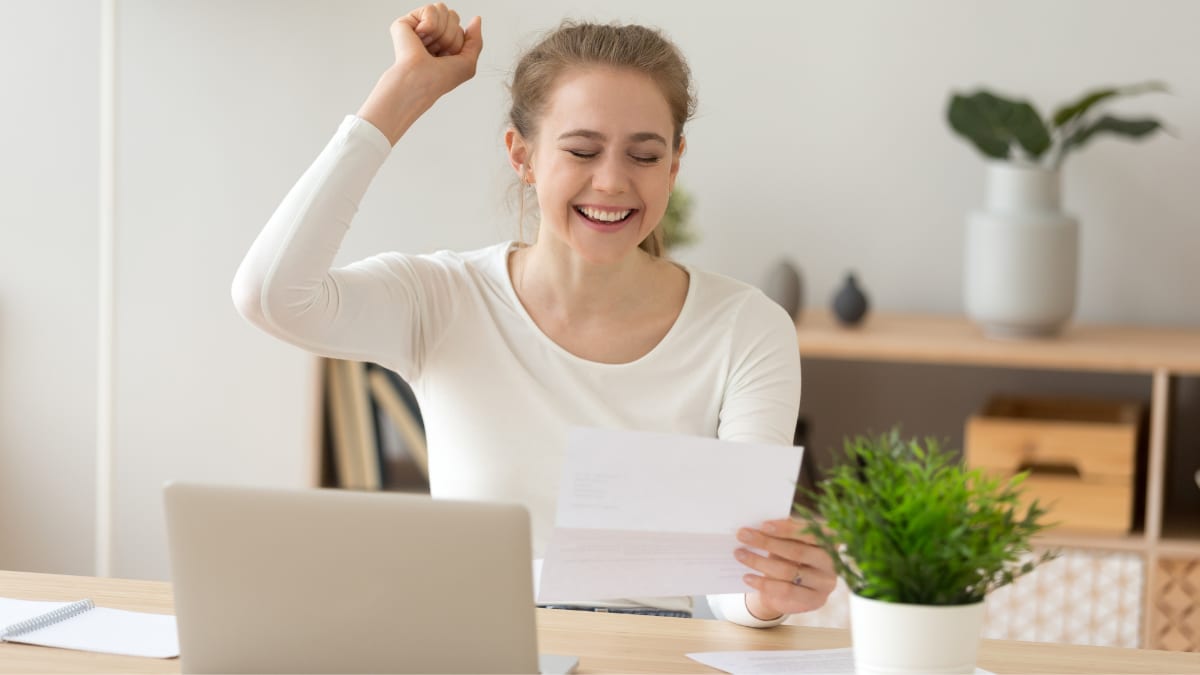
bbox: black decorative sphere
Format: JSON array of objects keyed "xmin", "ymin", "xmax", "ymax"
[{"xmin": 832, "ymin": 272, "xmax": 869, "ymax": 326}]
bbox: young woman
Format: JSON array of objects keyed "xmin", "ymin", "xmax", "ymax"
[{"xmin": 233, "ymin": 3, "xmax": 835, "ymax": 626}]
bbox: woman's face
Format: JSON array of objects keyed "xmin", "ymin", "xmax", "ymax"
[{"xmin": 515, "ymin": 66, "xmax": 682, "ymax": 266}]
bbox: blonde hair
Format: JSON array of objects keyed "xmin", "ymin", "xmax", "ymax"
[{"xmin": 507, "ymin": 21, "xmax": 697, "ymax": 257}]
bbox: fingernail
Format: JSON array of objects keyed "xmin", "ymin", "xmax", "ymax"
[
  {"xmin": 743, "ymin": 574, "xmax": 759, "ymax": 586},
  {"xmin": 736, "ymin": 528, "xmax": 752, "ymax": 543},
  {"xmin": 734, "ymin": 548, "xmax": 748, "ymax": 561},
  {"xmin": 762, "ymin": 522, "xmax": 777, "ymax": 534}
]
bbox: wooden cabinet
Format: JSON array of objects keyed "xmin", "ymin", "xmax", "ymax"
[{"xmin": 794, "ymin": 310, "xmax": 1200, "ymax": 650}]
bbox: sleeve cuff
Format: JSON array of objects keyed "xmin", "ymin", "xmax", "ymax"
[
  {"xmin": 340, "ymin": 114, "xmax": 393, "ymax": 158},
  {"xmin": 706, "ymin": 593, "xmax": 789, "ymax": 628}
]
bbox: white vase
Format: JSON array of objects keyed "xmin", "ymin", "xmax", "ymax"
[
  {"xmin": 849, "ymin": 593, "xmax": 985, "ymax": 675},
  {"xmin": 964, "ymin": 163, "xmax": 1079, "ymax": 338}
]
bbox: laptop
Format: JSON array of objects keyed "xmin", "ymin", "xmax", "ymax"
[{"xmin": 164, "ymin": 482, "xmax": 578, "ymax": 674}]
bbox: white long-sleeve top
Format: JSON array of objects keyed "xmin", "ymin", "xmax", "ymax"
[{"xmin": 232, "ymin": 115, "xmax": 801, "ymax": 627}]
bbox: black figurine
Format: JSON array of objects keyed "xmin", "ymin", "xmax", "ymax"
[{"xmin": 832, "ymin": 272, "xmax": 869, "ymax": 326}]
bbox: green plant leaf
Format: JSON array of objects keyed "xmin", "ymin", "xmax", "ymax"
[
  {"xmin": 947, "ymin": 93, "xmax": 1010, "ymax": 159},
  {"xmin": 798, "ymin": 427, "xmax": 1056, "ymax": 606},
  {"xmin": 1051, "ymin": 81, "xmax": 1168, "ymax": 129},
  {"xmin": 947, "ymin": 91, "xmax": 1051, "ymax": 161},
  {"xmin": 1062, "ymin": 115, "xmax": 1165, "ymax": 155},
  {"xmin": 1005, "ymin": 102, "xmax": 1053, "ymax": 160}
]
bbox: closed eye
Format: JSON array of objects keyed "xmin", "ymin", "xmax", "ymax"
[{"xmin": 566, "ymin": 149, "xmax": 660, "ymax": 165}]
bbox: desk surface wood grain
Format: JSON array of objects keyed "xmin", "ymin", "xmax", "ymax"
[{"xmin": 3, "ymin": 570, "xmax": 1199, "ymax": 674}]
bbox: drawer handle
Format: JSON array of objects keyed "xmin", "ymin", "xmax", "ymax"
[{"xmin": 1016, "ymin": 461, "xmax": 1081, "ymax": 478}]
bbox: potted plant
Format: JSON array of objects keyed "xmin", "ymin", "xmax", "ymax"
[
  {"xmin": 797, "ymin": 429, "xmax": 1058, "ymax": 675},
  {"xmin": 660, "ymin": 184, "xmax": 697, "ymax": 251},
  {"xmin": 946, "ymin": 82, "xmax": 1168, "ymax": 338}
]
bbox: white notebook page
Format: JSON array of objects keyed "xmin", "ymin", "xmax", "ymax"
[{"xmin": 0, "ymin": 597, "xmax": 178, "ymax": 659}]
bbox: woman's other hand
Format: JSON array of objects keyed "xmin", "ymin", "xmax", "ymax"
[{"xmin": 735, "ymin": 518, "xmax": 837, "ymax": 620}]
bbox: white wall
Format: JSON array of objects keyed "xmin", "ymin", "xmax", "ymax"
[
  {"xmin": 0, "ymin": 1, "xmax": 100, "ymax": 575},
  {"xmin": 3, "ymin": 0, "xmax": 1198, "ymax": 579}
]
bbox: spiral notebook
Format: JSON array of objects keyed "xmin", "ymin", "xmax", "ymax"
[{"xmin": 0, "ymin": 597, "xmax": 178, "ymax": 658}]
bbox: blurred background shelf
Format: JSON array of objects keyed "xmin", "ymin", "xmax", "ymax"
[{"xmin": 795, "ymin": 310, "xmax": 1200, "ymax": 651}]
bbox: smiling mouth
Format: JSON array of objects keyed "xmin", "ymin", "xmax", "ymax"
[{"xmin": 574, "ymin": 205, "xmax": 637, "ymax": 225}]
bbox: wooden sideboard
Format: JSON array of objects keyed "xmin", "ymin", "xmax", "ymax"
[{"xmin": 793, "ymin": 310, "xmax": 1200, "ymax": 651}]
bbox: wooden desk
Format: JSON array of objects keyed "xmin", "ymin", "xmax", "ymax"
[{"xmin": 3, "ymin": 570, "xmax": 1200, "ymax": 674}]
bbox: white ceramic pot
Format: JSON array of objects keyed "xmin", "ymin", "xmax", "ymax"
[
  {"xmin": 849, "ymin": 593, "xmax": 985, "ymax": 675},
  {"xmin": 964, "ymin": 163, "xmax": 1079, "ymax": 338}
]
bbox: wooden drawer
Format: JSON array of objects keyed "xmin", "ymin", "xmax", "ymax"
[
  {"xmin": 965, "ymin": 396, "xmax": 1141, "ymax": 534},
  {"xmin": 1013, "ymin": 476, "xmax": 1133, "ymax": 532}
]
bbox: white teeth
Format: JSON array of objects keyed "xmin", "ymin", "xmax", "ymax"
[{"xmin": 578, "ymin": 206, "xmax": 632, "ymax": 222}]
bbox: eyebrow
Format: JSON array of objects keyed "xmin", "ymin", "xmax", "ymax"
[{"xmin": 557, "ymin": 129, "xmax": 669, "ymax": 145}]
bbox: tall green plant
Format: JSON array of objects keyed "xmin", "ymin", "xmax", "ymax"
[
  {"xmin": 796, "ymin": 429, "xmax": 1058, "ymax": 606},
  {"xmin": 947, "ymin": 81, "xmax": 1168, "ymax": 169}
]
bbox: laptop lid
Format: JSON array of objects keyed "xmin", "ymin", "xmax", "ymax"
[{"xmin": 164, "ymin": 482, "xmax": 540, "ymax": 674}]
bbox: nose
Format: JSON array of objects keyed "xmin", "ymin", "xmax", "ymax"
[{"xmin": 591, "ymin": 154, "xmax": 629, "ymax": 195}]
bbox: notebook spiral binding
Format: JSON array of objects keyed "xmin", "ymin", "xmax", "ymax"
[{"xmin": 0, "ymin": 599, "xmax": 95, "ymax": 640}]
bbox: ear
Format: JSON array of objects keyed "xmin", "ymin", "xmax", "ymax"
[
  {"xmin": 505, "ymin": 128, "xmax": 534, "ymax": 184},
  {"xmin": 668, "ymin": 136, "xmax": 686, "ymax": 192}
]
